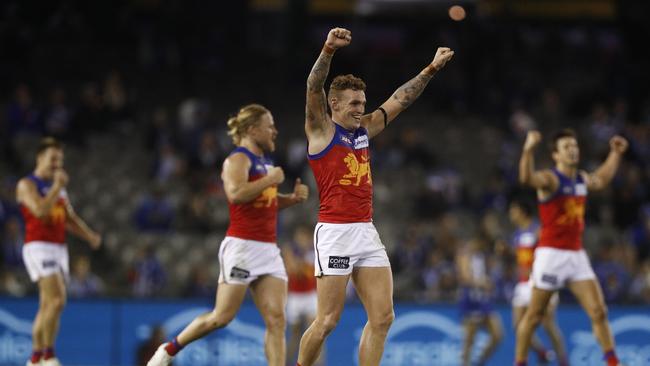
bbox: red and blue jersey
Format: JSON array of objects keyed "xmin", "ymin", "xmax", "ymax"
[
  {"xmin": 511, "ymin": 222, "xmax": 539, "ymax": 282},
  {"xmin": 225, "ymin": 147, "xmax": 278, "ymax": 243},
  {"xmin": 20, "ymin": 174, "xmax": 67, "ymax": 245},
  {"xmin": 538, "ymin": 169, "xmax": 587, "ymax": 251},
  {"xmin": 308, "ymin": 122, "xmax": 373, "ymax": 223}
]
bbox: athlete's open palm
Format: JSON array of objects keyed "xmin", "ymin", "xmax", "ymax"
[{"xmin": 325, "ymin": 28, "xmax": 351, "ymax": 49}]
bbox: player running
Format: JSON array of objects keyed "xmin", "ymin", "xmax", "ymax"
[
  {"xmin": 457, "ymin": 236, "xmax": 504, "ymax": 366},
  {"xmin": 147, "ymin": 104, "xmax": 309, "ymax": 366},
  {"xmin": 296, "ymin": 27, "xmax": 454, "ymax": 366},
  {"xmin": 17, "ymin": 137, "xmax": 102, "ymax": 366},
  {"xmin": 515, "ymin": 129, "xmax": 628, "ymax": 366},
  {"xmin": 508, "ymin": 199, "xmax": 568, "ymax": 366}
]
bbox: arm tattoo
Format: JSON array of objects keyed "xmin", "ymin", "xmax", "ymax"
[
  {"xmin": 307, "ymin": 53, "xmax": 333, "ymax": 92},
  {"xmin": 391, "ymin": 73, "xmax": 433, "ymax": 108}
]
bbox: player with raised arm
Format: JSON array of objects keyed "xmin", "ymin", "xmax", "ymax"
[
  {"xmin": 147, "ymin": 104, "xmax": 308, "ymax": 366},
  {"xmin": 296, "ymin": 27, "xmax": 454, "ymax": 366},
  {"xmin": 515, "ymin": 129, "xmax": 627, "ymax": 366},
  {"xmin": 17, "ymin": 137, "xmax": 101, "ymax": 366}
]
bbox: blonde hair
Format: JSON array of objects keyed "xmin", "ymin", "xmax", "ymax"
[
  {"xmin": 227, "ymin": 104, "xmax": 270, "ymax": 145},
  {"xmin": 328, "ymin": 74, "xmax": 366, "ymax": 99}
]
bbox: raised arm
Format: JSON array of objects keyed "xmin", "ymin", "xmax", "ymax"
[
  {"xmin": 583, "ymin": 135, "xmax": 628, "ymax": 191},
  {"xmin": 65, "ymin": 201, "xmax": 101, "ymax": 249},
  {"xmin": 362, "ymin": 47, "xmax": 455, "ymax": 138},
  {"xmin": 16, "ymin": 170, "xmax": 67, "ymax": 218},
  {"xmin": 222, "ymin": 153, "xmax": 285, "ymax": 204},
  {"xmin": 518, "ymin": 131, "xmax": 557, "ymax": 191},
  {"xmin": 305, "ymin": 28, "xmax": 351, "ymax": 138}
]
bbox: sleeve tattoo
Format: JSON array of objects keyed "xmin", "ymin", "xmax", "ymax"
[{"xmin": 391, "ymin": 73, "xmax": 433, "ymax": 108}]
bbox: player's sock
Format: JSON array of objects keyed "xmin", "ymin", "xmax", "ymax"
[
  {"xmin": 164, "ymin": 337, "xmax": 184, "ymax": 356},
  {"xmin": 559, "ymin": 357, "xmax": 569, "ymax": 366},
  {"xmin": 604, "ymin": 349, "xmax": 619, "ymax": 366},
  {"xmin": 30, "ymin": 350, "xmax": 42, "ymax": 363},
  {"xmin": 536, "ymin": 348, "xmax": 550, "ymax": 361},
  {"xmin": 43, "ymin": 347, "xmax": 55, "ymax": 360}
]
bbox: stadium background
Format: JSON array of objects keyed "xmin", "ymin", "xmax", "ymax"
[{"xmin": 1, "ymin": 0, "xmax": 649, "ymax": 365}]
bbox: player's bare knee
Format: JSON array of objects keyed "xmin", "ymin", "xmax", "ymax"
[
  {"xmin": 315, "ymin": 315, "xmax": 340, "ymax": 337},
  {"xmin": 263, "ymin": 311, "xmax": 286, "ymax": 333},
  {"xmin": 588, "ymin": 304, "xmax": 608, "ymax": 323},
  {"xmin": 47, "ymin": 295, "xmax": 66, "ymax": 313},
  {"xmin": 369, "ymin": 309, "xmax": 394, "ymax": 332}
]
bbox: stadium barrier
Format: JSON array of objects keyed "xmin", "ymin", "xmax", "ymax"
[{"xmin": 0, "ymin": 297, "xmax": 649, "ymax": 365}]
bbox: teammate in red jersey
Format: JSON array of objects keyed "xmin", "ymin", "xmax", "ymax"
[
  {"xmin": 508, "ymin": 199, "xmax": 568, "ymax": 366},
  {"xmin": 515, "ymin": 129, "xmax": 628, "ymax": 366},
  {"xmin": 148, "ymin": 104, "xmax": 309, "ymax": 366},
  {"xmin": 296, "ymin": 27, "xmax": 454, "ymax": 366},
  {"xmin": 284, "ymin": 225, "xmax": 322, "ymax": 366},
  {"xmin": 16, "ymin": 137, "xmax": 101, "ymax": 366}
]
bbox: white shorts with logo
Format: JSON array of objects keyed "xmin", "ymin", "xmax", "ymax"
[
  {"xmin": 313, "ymin": 222, "xmax": 390, "ymax": 276},
  {"xmin": 531, "ymin": 247, "xmax": 596, "ymax": 291},
  {"xmin": 218, "ymin": 236, "xmax": 287, "ymax": 285},
  {"xmin": 512, "ymin": 281, "xmax": 559, "ymax": 308},
  {"xmin": 22, "ymin": 241, "xmax": 69, "ymax": 282},
  {"xmin": 286, "ymin": 291, "xmax": 317, "ymax": 325}
]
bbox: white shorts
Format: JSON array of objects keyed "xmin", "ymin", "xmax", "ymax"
[
  {"xmin": 512, "ymin": 281, "xmax": 559, "ymax": 308},
  {"xmin": 531, "ymin": 247, "xmax": 596, "ymax": 291},
  {"xmin": 22, "ymin": 241, "xmax": 69, "ymax": 282},
  {"xmin": 313, "ymin": 222, "xmax": 390, "ymax": 276},
  {"xmin": 286, "ymin": 291, "xmax": 317, "ymax": 325},
  {"xmin": 218, "ymin": 236, "xmax": 287, "ymax": 285}
]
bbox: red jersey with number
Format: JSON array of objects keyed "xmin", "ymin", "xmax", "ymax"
[
  {"xmin": 20, "ymin": 175, "xmax": 67, "ymax": 245},
  {"xmin": 308, "ymin": 122, "xmax": 372, "ymax": 223},
  {"xmin": 225, "ymin": 147, "xmax": 278, "ymax": 243},
  {"xmin": 538, "ymin": 169, "xmax": 587, "ymax": 251}
]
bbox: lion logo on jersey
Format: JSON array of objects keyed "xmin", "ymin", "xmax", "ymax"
[
  {"xmin": 339, "ymin": 153, "xmax": 371, "ymax": 186},
  {"xmin": 556, "ymin": 198, "xmax": 585, "ymax": 225},
  {"xmin": 48, "ymin": 203, "xmax": 66, "ymax": 224},
  {"xmin": 253, "ymin": 186, "xmax": 277, "ymax": 208}
]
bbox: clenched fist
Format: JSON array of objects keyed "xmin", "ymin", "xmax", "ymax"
[
  {"xmin": 430, "ymin": 47, "xmax": 455, "ymax": 71},
  {"xmin": 291, "ymin": 178, "xmax": 309, "ymax": 203},
  {"xmin": 609, "ymin": 135, "xmax": 628, "ymax": 155},
  {"xmin": 325, "ymin": 28, "xmax": 352, "ymax": 50},
  {"xmin": 523, "ymin": 131, "xmax": 542, "ymax": 152}
]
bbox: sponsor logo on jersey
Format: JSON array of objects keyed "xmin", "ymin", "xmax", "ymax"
[
  {"xmin": 230, "ymin": 267, "xmax": 250, "ymax": 279},
  {"xmin": 541, "ymin": 273, "xmax": 558, "ymax": 285},
  {"xmin": 354, "ymin": 135, "xmax": 369, "ymax": 149},
  {"xmin": 328, "ymin": 256, "xmax": 350, "ymax": 269}
]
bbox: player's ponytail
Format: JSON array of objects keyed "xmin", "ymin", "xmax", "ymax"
[{"xmin": 227, "ymin": 104, "xmax": 269, "ymax": 145}]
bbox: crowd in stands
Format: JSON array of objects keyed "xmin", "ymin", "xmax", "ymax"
[{"xmin": 1, "ymin": 0, "xmax": 649, "ymax": 304}]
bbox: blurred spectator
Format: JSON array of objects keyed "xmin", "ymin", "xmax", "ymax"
[
  {"xmin": 129, "ymin": 245, "xmax": 167, "ymax": 297},
  {"xmin": 6, "ymin": 84, "xmax": 41, "ymax": 137},
  {"xmin": 103, "ymin": 70, "xmax": 131, "ymax": 124},
  {"xmin": 68, "ymin": 255, "xmax": 104, "ymax": 298},
  {"xmin": 154, "ymin": 142, "xmax": 186, "ymax": 183},
  {"xmin": 73, "ymin": 82, "xmax": 106, "ymax": 139},
  {"xmin": 0, "ymin": 269, "xmax": 27, "ymax": 297},
  {"xmin": 627, "ymin": 205, "xmax": 650, "ymax": 263},
  {"xmin": 2, "ymin": 217, "xmax": 24, "ymax": 270},
  {"xmin": 43, "ymin": 87, "xmax": 72, "ymax": 141},
  {"xmin": 593, "ymin": 246, "xmax": 631, "ymax": 303},
  {"xmin": 630, "ymin": 259, "xmax": 650, "ymax": 303},
  {"xmin": 133, "ymin": 187, "xmax": 175, "ymax": 232},
  {"xmin": 182, "ymin": 265, "xmax": 214, "ymax": 298}
]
